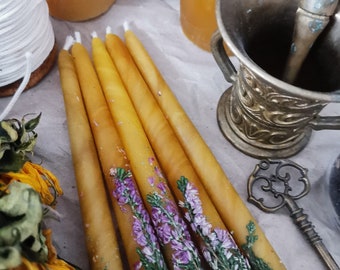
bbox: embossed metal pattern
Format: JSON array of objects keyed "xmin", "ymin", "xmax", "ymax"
[
  {"xmin": 227, "ymin": 65, "xmax": 322, "ymax": 146},
  {"xmin": 212, "ymin": 0, "xmax": 340, "ymax": 158}
]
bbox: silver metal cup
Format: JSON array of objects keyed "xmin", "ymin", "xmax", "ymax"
[{"xmin": 212, "ymin": 0, "xmax": 340, "ymax": 158}]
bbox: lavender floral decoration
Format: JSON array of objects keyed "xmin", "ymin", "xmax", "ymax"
[
  {"xmin": 111, "ymin": 167, "xmax": 167, "ymax": 270},
  {"xmin": 145, "ymin": 157, "xmax": 203, "ymax": 269},
  {"xmin": 147, "ymin": 192, "xmax": 202, "ymax": 270},
  {"xmin": 177, "ymin": 176, "xmax": 251, "ymax": 270}
]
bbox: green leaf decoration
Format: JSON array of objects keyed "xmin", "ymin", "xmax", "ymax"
[
  {"xmin": 242, "ymin": 221, "xmax": 273, "ymax": 270},
  {"xmin": 176, "ymin": 175, "xmax": 188, "ymax": 193}
]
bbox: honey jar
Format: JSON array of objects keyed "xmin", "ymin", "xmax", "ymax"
[
  {"xmin": 46, "ymin": 0, "xmax": 116, "ymax": 21},
  {"xmin": 180, "ymin": 0, "xmax": 217, "ymax": 52}
]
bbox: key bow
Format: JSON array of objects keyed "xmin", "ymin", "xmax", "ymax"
[{"xmin": 247, "ymin": 159, "xmax": 310, "ymax": 212}]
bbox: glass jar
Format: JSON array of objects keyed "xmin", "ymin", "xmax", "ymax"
[
  {"xmin": 180, "ymin": 0, "xmax": 217, "ymax": 51},
  {"xmin": 46, "ymin": 0, "xmax": 116, "ymax": 21}
]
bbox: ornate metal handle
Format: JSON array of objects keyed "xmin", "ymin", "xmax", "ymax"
[
  {"xmin": 309, "ymin": 115, "xmax": 340, "ymax": 130},
  {"xmin": 210, "ymin": 30, "xmax": 237, "ymax": 83}
]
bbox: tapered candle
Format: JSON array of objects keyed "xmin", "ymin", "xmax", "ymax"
[
  {"xmin": 91, "ymin": 35, "xmax": 203, "ymax": 269},
  {"xmin": 105, "ymin": 32, "xmax": 251, "ymax": 269},
  {"xmin": 71, "ymin": 33, "xmax": 166, "ymax": 269},
  {"xmin": 58, "ymin": 42, "xmax": 123, "ymax": 270},
  {"xmin": 124, "ymin": 29, "xmax": 285, "ymax": 269},
  {"xmin": 105, "ymin": 31, "xmax": 224, "ymax": 227}
]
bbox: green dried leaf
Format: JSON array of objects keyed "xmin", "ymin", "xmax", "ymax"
[
  {"xmin": 0, "ymin": 151, "xmax": 27, "ymax": 173},
  {"xmin": 0, "ymin": 114, "xmax": 40, "ymax": 173},
  {"xmin": 0, "ymin": 121, "xmax": 18, "ymax": 143},
  {"xmin": 0, "ymin": 145, "xmax": 11, "ymax": 160},
  {"xmin": 24, "ymin": 113, "xmax": 41, "ymax": 132},
  {"xmin": 0, "ymin": 182, "xmax": 48, "ymax": 268}
]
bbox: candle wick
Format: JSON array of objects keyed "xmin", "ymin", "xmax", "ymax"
[
  {"xmin": 63, "ymin": 36, "xmax": 75, "ymax": 51},
  {"xmin": 106, "ymin": 26, "xmax": 112, "ymax": 34},
  {"xmin": 123, "ymin": 21, "xmax": 130, "ymax": 32},
  {"xmin": 75, "ymin": 31, "xmax": 82, "ymax": 44}
]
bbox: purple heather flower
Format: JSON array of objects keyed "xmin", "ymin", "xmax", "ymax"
[
  {"xmin": 178, "ymin": 200, "xmax": 185, "ymax": 208},
  {"xmin": 154, "ymin": 165, "xmax": 164, "ymax": 178},
  {"xmin": 143, "ymin": 247, "xmax": 152, "ymax": 256},
  {"xmin": 203, "ymin": 248, "xmax": 212, "ymax": 262},
  {"xmin": 148, "ymin": 156, "xmax": 155, "ymax": 164},
  {"xmin": 111, "ymin": 167, "xmax": 167, "ymax": 269},
  {"xmin": 177, "ymin": 176, "xmax": 251, "ymax": 270},
  {"xmin": 147, "ymin": 191, "xmax": 202, "ymax": 269},
  {"xmin": 133, "ymin": 217, "xmax": 148, "ymax": 246},
  {"xmin": 194, "ymin": 214, "xmax": 212, "ymax": 236},
  {"xmin": 170, "ymin": 239, "xmax": 185, "ymax": 251},
  {"xmin": 148, "ymin": 176, "xmax": 155, "ymax": 186},
  {"xmin": 174, "ymin": 247, "xmax": 192, "ymax": 264},
  {"xmin": 146, "ymin": 223, "xmax": 158, "ymax": 243},
  {"xmin": 164, "ymin": 199, "xmax": 178, "ymax": 214},
  {"xmin": 157, "ymin": 222, "xmax": 173, "ymax": 244},
  {"xmin": 215, "ymin": 228, "xmax": 236, "ymax": 250},
  {"xmin": 157, "ymin": 181, "xmax": 167, "ymax": 194},
  {"xmin": 134, "ymin": 261, "xmax": 142, "ymax": 270},
  {"xmin": 185, "ymin": 184, "xmax": 203, "ymax": 215},
  {"xmin": 152, "ymin": 207, "xmax": 169, "ymax": 225},
  {"xmin": 142, "ymin": 246, "xmax": 154, "ymax": 259},
  {"xmin": 148, "ymin": 156, "xmax": 165, "ymax": 179},
  {"xmin": 113, "ymin": 181, "xmax": 127, "ymax": 201}
]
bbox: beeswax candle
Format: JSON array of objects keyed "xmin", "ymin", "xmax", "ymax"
[
  {"xmin": 91, "ymin": 35, "xmax": 202, "ymax": 269},
  {"xmin": 105, "ymin": 32, "xmax": 226, "ymax": 230},
  {"xmin": 124, "ymin": 29, "xmax": 285, "ymax": 270},
  {"xmin": 58, "ymin": 47, "xmax": 123, "ymax": 270},
  {"xmin": 105, "ymin": 33, "xmax": 251, "ymax": 269},
  {"xmin": 71, "ymin": 35, "xmax": 165, "ymax": 269}
]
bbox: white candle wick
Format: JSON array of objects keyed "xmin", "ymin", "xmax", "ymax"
[
  {"xmin": 75, "ymin": 31, "xmax": 82, "ymax": 43},
  {"xmin": 123, "ymin": 21, "xmax": 130, "ymax": 32},
  {"xmin": 63, "ymin": 36, "xmax": 75, "ymax": 50},
  {"xmin": 106, "ymin": 26, "xmax": 112, "ymax": 34}
]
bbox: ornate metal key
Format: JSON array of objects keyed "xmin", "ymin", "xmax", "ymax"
[{"xmin": 248, "ymin": 159, "xmax": 339, "ymax": 270}]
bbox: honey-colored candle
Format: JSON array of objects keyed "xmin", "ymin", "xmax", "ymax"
[
  {"xmin": 58, "ymin": 46, "xmax": 123, "ymax": 270},
  {"xmin": 91, "ymin": 35, "xmax": 202, "ymax": 269},
  {"xmin": 71, "ymin": 34, "xmax": 165, "ymax": 269},
  {"xmin": 105, "ymin": 31, "xmax": 225, "ymax": 227},
  {"xmin": 124, "ymin": 29, "xmax": 285, "ymax": 270},
  {"xmin": 105, "ymin": 32, "xmax": 251, "ymax": 269}
]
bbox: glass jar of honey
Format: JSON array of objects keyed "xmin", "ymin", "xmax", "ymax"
[
  {"xmin": 180, "ymin": 0, "xmax": 218, "ymax": 52},
  {"xmin": 46, "ymin": 0, "xmax": 116, "ymax": 21}
]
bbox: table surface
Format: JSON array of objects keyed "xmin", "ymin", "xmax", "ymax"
[{"xmin": 1, "ymin": 1, "xmax": 339, "ymax": 269}]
